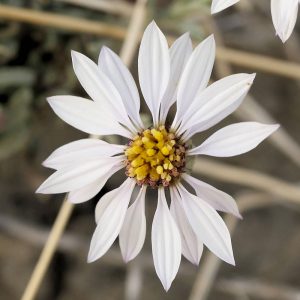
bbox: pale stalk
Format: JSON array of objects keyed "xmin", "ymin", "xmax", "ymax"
[
  {"xmin": 193, "ymin": 158, "xmax": 300, "ymax": 205},
  {"xmin": 55, "ymin": 0, "xmax": 133, "ymax": 16}
]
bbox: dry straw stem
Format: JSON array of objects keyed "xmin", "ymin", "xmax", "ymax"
[
  {"xmin": 20, "ymin": 1, "xmax": 147, "ymax": 299},
  {"xmin": 20, "ymin": 198, "xmax": 73, "ymax": 300},
  {"xmin": 1, "ymin": 4, "xmax": 300, "ymax": 80},
  {"xmin": 56, "ymin": 0, "xmax": 133, "ymax": 16},
  {"xmin": 238, "ymin": 95, "xmax": 300, "ymax": 167},
  {"xmin": 0, "ymin": 4, "xmax": 125, "ymax": 39},
  {"xmin": 189, "ymin": 192, "xmax": 279, "ymax": 300},
  {"xmin": 217, "ymin": 277, "xmax": 300, "ymax": 299},
  {"xmin": 119, "ymin": 0, "xmax": 147, "ymax": 66},
  {"xmin": 193, "ymin": 158, "xmax": 300, "ymax": 205}
]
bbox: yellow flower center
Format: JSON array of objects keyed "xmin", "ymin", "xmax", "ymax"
[{"xmin": 124, "ymin": 125, "xmax": 186, "ymax": 187}]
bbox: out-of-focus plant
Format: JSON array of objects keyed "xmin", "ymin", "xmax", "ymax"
[
  {"xmin": 157, "ymin": 0, "xmax": 210, "ymax": 40},
  {"xmin": 0, "ymin": 88, "xmax": 33, "ymax": 160}
]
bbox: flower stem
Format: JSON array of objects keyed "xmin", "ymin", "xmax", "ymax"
[{"xmin": 21, "ymin": 198, "xmax": 74, "ymax": 300}]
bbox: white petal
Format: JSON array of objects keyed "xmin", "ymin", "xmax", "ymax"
[
  {"xmin": 119, "ymin": 186, "xmax": 147, "ymax": 262},
  {"xmin": 36, "ymin": 156, "xmax": 123, "ymax": 194},
  {"xmin": 170, "ymin": 186, "xmax": 203, "ymax": 265},
  {"xmin": 182, "ymin": 173, "xmax": 241, "ymax": 218},
  {"xmin": 160, "ymin": 33, "xmax": 193, "ymax": 123},
  {"xmin": 189, "ymin": 122, "xmax": 279, "ymax": 157},
  {"xmin": 68, "ymin": 164, "xmax": 123, "ymax": 203},
  {"xmin": 179, "ymin": 73, "xmax": 256, "ymax": 139},
  {"xmin": 151, "ymin": 188, "xmax": 181, "ymax": 291},
  {"xmin": 138, "ymin": 21, "xmax": 170, "ymax": 126},
  {"xmin": 88, "ymin": 178, "xmax": 136, "ymax": 262},
  {"xmin": 177, "ymin": 183, "xmax": 235, "ymax": 265},
  {"xmin": 174, "ymin": 35, "xmax": 215, "ymax": 126},
  {"xmin": 211, "ymin": 0, "xmax": 240, "ymax": 14},
  {"xmin": 47, "ymin": 96, "xmax": 132, "ymax": 138},
  {"xmin": 271, "ymin": 0, "xmax": 298, "ymax": 43},
  {"xmin": 71, "ymin": 50, "xmax": 135, "ymax": 132},
  {"xmin": 98, "ymin": 46, "xmax": 143, "ymax": 129},
  {"xmin": 43, "ymin": 139, "xmax": 125, "ymax": 170}
]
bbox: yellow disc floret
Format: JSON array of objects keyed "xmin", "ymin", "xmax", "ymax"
[{"xmin": 125, "ymin": 125, "xmax": 186, "ymax": 187}]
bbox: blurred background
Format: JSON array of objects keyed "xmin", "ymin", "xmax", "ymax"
[{"xmin": 1, "ymin": 0, "xmax": 300, "ymax": 299}]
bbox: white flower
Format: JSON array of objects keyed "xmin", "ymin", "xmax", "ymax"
[
  {"xmin": 211, "ymin": 0, "xmax": 299, "ymax": 43},
  {"xmin": 37, "ymin": 21, "xmax": 279, "ymax": 291}
]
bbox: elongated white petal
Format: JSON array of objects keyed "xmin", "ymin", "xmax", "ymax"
[
  {"xmin": 189, "ymin": 122, "xmax": 279, "ymax": 157},
  {"xmin": 88, "ymin": 178, "xmax": 135, "ymax": 262},
  {"xmin": 98, "ymin": 46, "xmax": 143, "ymax": 128},
  {"xmin": 271, "ymin": 0, "xmax": 299, "ymax": 43},
  {"xmin": 71, "ymin": 51, "xmax": 135, "ymax": 131},
  {"xmin": 174, "ymin": 35, "xmax": 215, "ymax": 125},
  {"xmin": 43, "ymin": 139, "xmax": 125, "ymax": 170},
  {"xmin": 68, "ymin": 164, "xmax": 123, "ymax": 203},
  {"xmin": 119, "ymin": 186, "xmax": 147, "ymax": 262},
  {"xmin": 36, "ymin": 156, "xmax": 123, "ymax": 194},
  {"xmin": 138, "ymin": 21, "xmax": 170, "ymax": 126},
  {"xmin": 211, "ymin": 0, "xmax": 240, "ymax": 14},
  {"xmin": 177, "ymin": 183, "xmax": 235, "ymax": 265},
  {"xmin": 160, "ymin": 33, "xmax": 193, "ymax": 123},
  {"xmin": 47, "ymin": 96, "xmax": 132, "ymax": 138},
  {"xmin": 179, "ymin": 73, "xmax": 255, "ymax": 138},
  {"xmin": 182, "ymin": 174, "xmax": 241, "ymax": 218},
  {"xmin": 170, "ymin": 187, "xmax": 203, "ymax": 265},
  {"xmin": 152, "ymin": 188, "xmax": 181, "ymax": 291}
]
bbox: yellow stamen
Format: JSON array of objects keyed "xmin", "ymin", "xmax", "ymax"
[
  {"xmin": 161, "ymin": 146, "xmax": 170, "ymax": 156},
  {"xmin": 124, "ymin": 127, "xmax": 186, "ymax": 187}
]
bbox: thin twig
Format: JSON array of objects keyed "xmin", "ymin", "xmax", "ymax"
[
  {"xmin": 21, "ymin": 199, "xmax": 74, "ymax": 300},
  {"xmin": 0, "ymin": 4, "xmax": 125, "ymax": 39},
  {"xmin": 189, "ymin": 215, "xmax": 238, "ymax": 300},
  {"xmin": 125, "ymin": 259, "xmax": 144, "ymax": 300},
  {"xmin": 56, "ymin": 0, "xmax": 133, "ymax": 16},
  {"xmin": 193, "ymin": 158, "xmax": 300, "ymax": 205},
  {"xmin": 119, "ymin": 0, "xmax": 147, "ymax": 66},
  {"xmin": 0, "ymin": 212, "xmax": 194, "ymax": 275},
  {"xmin": 20, "ymin": 0, "xmax": 148, "ymax": 299},
  {"xmin": 216, "ymin": 45, "xmax": 300, "ymax": 80},
  {"xmin": 217, "ymin": 277, "xmax": 300, "ymax": 300},
  {"xmin": 1, "ymin": 4, "xmax": 300, "ymax": 80}
]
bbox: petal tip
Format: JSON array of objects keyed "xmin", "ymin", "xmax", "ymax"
[
  {"xmin": 70, "ymin": 49, "xmax": 78, "ymax": 60},
  {"xmin": 211, "ymin": 5, "xmax": 222, "ymax": 14},
  {"xmin": 190, "ymin": 258, "xmax": 201, "ymax": 266},
  {"xmin": 46, "ymin": 96, "xmax": 55, "ymax": 104},
  {"xmin": 265, "ymin": 123, "xmax": 280, "ymax": 136},
  {"xmin": 71, "ymin": 50, "xmax": 83, "ymax": 64},
  {"xmin": 249, "ymin": 73, "xmax": 256, "ymax": 83},
  {"xmin": 121, "ymin": 251, "xmax": 134, "ymax": 263},
  {"xmin": 162, "ymin": 280, "xmax": 172, "ymax": 292},
  {"xmin": 100, "ymin": 45, "xmax": 110, "ymax": 56},
  {"xmin": 87, "ymin": 252, "xmax": 97, "ymax": 263},
  {"xmin": 236, "ymin": 212, "xmax": 243, "ymax": 220},
  {"xmin": 208, "ymin": 33, "xmax": 215, "ymax": 40},
  {"xmin": 35, "ymin": 185, "xmax": 44, "ymax": 194},
  {"xmin": 276, "ymin": 31, "xmax": 289, "ymax": 44},
  {"xmin": 227, "ymin": 255, "xmax": 236, "ymax": 266},
  {"xmin": 272, "ymin": 123, "xmax": 280, "ymax": 131},
  {"xmin": 149, "ymin": 20, "xmax": 157, "ymax": 26}
]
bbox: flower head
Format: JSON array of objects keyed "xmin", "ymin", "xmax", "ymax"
[
  {"xmin": 37, "ymin": 21, "xmax": 278, "ymax": 291},
  {"xmin": 211, "ymin": 0, "xmax": 299, "ymax": 43}
]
